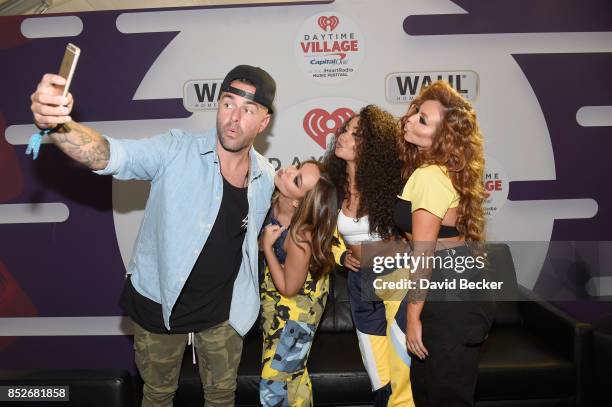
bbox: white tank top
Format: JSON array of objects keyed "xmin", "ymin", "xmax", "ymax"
[{"xmin": 337, "ymin": 210, "xmax": 383, "ymax": 245}]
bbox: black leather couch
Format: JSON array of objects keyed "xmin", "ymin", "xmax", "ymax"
[
  {"xmin": 476, "ymin": 247, "xmax": 592, "ymax": 407},
  {"xmin": 592, "ymin": 315, "xmax": 612, "ymax": 406},
  {"xmin": 0, "ymin": 244, "xmax": 593, "ymax": 406}
]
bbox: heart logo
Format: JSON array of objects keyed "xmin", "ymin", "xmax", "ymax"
[
  {"xmin": 317, "ymin": 16, "xmax": 340, "ymax": 32},
  {"xmin": 303, "ymin": 108, "xmax": 355, "ymax": 149}
]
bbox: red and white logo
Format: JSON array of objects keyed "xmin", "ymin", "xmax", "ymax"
[
  {"xmin": 317, "ymin": 16, "xmax": 339, "ymax": 32},
  {"xmin": 295, "ymin": 12, "xmax": 364, "ymax": 83},
  {"xmin": 262, "ymin": 97, "xmax": 366, "ymax": 171},
  {"xmin": 483, "ymin": 157, "xmax": 509, "ymax": 220},
  {"xmin": 303, "ymin": 108, "xmax": 355, "ymax": 149}
]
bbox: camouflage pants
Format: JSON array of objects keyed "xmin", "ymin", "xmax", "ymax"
[{"xmin": 133, "ymin": 320, "xmax": 243, "ymax": 407}]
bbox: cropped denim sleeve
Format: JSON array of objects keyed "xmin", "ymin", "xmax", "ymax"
[{"xmin": 93, "ymin": 129, "xmax": 185, "ymax": 182}]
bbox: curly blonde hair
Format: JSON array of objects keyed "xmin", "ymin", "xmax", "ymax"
[{"xmin": 399, "ymin": 81, "xmax": 487, "ymax": 242}]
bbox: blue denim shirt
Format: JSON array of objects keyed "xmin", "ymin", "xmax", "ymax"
[{"xmin": 94, "ymin": 128, "xmax": 275, "ymax": 335}]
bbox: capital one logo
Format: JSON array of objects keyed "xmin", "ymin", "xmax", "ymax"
[
  {"xmin": 318, "ymin": 16, "xmax": 339, "ymax": 32},
  {"xmin": 303, "ymin": 108, "xmax": 355, "ymax": 149}
]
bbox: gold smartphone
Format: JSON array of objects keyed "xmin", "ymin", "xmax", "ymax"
[{"xmin": 57, "ymin": 43, "xmax": 81, "ymax": 97}]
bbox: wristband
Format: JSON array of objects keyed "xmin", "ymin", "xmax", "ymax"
[{"xmin": 25, "ymin": 128, "xmax": 52, "ymax": 160}]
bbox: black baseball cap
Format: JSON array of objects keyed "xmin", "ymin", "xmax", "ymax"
[{"xmin": 220, "ymin": 65, "xmax": 276, "ymax": 114}]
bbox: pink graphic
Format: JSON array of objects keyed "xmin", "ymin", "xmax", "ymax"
[
  {"xmin": 0, "ymin": 15, "xmax": 28, "ymax": 49},
  {"xmin": 317, "ymin": 15, "xmax": 340, "ymax": 32},
  {"xmin": 0, "ymin": 262, "xmax": 38, "ymax": 350},
  {"xmin": 303, "ymin": 108, "xmax": 355, "ymax": 149},
  {"xmin": 0, "ymin": 111, "xmax": 30, "ymax": 351},
  {"xmin": 0, "ymin": 113, "xmax": 24, "ymax": 202}
]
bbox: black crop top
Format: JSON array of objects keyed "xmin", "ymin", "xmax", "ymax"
[{"xmin": 393, "ymin": 199, "xmax": 460, "ymax": 238}]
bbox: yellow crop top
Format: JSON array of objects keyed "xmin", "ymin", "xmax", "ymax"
[
  {"xmin": 393, "ymin": 165, "xmax": 461, "ymax": 238},
  {"xmin": 398, "ymin": 165, "xmax": 459, "ymax": 218}
]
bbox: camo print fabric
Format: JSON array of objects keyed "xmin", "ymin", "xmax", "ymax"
[
  {"xmin": 259, "ymin": 218, "xmax": 329, "ymax": 407},
  {"xmin": 133, "ymin": 320, "xmax": 243, "ymax": 407}
]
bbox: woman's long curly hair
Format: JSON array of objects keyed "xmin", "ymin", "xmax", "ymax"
[
  {"xmin": 273, "ymin": 161, "xmax": 339, "ymax": 280},
  {"xmin": 324, "ymin": 105, "xmax": 404, "ymax": 240},
  {"xmin": 399, "ymin": 80, "xmax": 487, "ymax": 242}
]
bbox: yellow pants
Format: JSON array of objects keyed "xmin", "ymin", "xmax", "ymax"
[{"xmin": 354, "ymin": 299, "xmax": 414, "ymax": 407}]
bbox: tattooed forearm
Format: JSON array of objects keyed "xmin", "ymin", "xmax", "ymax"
[
  {"xmin": 408, "ymin": 265, "xmax": 432, "ymax": 302},
  {"xmin": 48, "ymin": 122, "xmax": 110, "ymax": 170},
  {"xmin": 407, "ymin": 243, "xmax": 435, "ymax": 303},
  {"xmin": 76, "ymin": 132, "xmax": 93, "ymax": 146}
]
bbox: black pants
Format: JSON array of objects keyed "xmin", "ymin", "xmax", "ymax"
[
  {"xmin": 410, "ymin": 302, "xmax": 482, "ymax": 407},
  {"xmin": 409, "ymin": 244, "xmax": 495, "ymax": 407},
  {"xmin": 410, "ymin": 343, "xmax": 480, "ymax": 407}
]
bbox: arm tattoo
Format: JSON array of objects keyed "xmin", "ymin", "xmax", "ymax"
[{"xmin": 49, "ymin": 122, "xmax": 110, "ymax": 170}]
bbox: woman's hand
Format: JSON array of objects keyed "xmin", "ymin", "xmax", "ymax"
[
  {"xmin": 343, "ymin": 249, "xmax": 361, "ymax": 271},
  {"xmin": 406, "ymin": 315, "xmax": 429, "ymax": 360},
  {"xmin": 262, "ymin": 224, "xmax": 285, "ymax": 250}
]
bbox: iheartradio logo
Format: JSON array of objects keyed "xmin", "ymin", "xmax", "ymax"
[
  {"xmin": 303, "ymin": 108, "xmax": 355, "ymax": 149},
  {"xmin": 318, "ymin": 16, "xmax": 339, "ymax": 32}
]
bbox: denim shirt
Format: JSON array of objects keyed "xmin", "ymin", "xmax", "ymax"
[{"xmin": 94, "ymin": 128, "xmax": 275, "ymax": 335}]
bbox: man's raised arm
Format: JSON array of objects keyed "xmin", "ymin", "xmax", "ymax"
[{"xmin": 30, "ymin": 73, "xmax": 109, "ymax": 171}]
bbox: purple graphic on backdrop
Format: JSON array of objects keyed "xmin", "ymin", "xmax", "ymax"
[
  {"xmin": 404, "ymin": 2, "xmax": 612, "ymax": 241},
  {"xmin": 510, "ymin": 52, "xmax": 612, "ymax": 311},
  {"xmin": 0, "ymin": 3, "xmax": 338, "ymax": 372},
  {"xmin": 403, "ymin": 0, "xmax": 612, "ymax": 35},
  {"xmin": 0, "ymin": 11, "xmax": 188, "ymax": 370},
  {"xmin": 1, "ymin": 13, "xmax": 187, "ymax": 123},
  {"xmin": 509, "ymin": 53, "xmax": 612, "ymax": 242},
  {"xmin": 1, "ymin": 1, "xmax": 611, "ymax": 372},
  {"xmin": 403, "ymin": 0, "xmax": 612, "ymax": 317},
  {"xmin": 0, "ymin": 11, "xmax": 188, "ymax": 315}
]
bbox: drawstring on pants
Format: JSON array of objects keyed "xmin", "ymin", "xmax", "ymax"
[{"xmin": 187, "ymin": 332, "xmax": 196, "ymax": 365}]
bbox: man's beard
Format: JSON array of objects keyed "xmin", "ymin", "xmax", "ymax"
[{"xmin": 217, "ymin": 126, "xmax": 250, "ymax": 153}]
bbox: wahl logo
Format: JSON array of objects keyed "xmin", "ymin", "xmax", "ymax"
[
  {"xmin": 183, "ymin": 79, "xmax": 223, "ymax": 112},
  {"xmin": 386, "ymin": 71, "xmax": 479, "ymax": 103},
  {"xmin": 303, "ymin": 108, "xmax": 355, "ymax": 149}
]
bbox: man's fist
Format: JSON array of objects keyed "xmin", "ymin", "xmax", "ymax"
[{"xmin": 30, "ymin": 73, "xmax": 74, "ymax": 129}]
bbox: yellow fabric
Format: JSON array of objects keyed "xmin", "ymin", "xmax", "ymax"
[
  {"xmin": 333, "ymin": 221, "xmax": 414, "ymax": 406},
  {"xmin": 286, "ymin": 367, "xmax": 313, "ymax": 407},
  {"xmin": 384, "ymin": 300, "xmax": 414, "ymax": 407},
  {"xmin": 374, "ymin": 267, "xmax": 411, "ymax": 302},
  {"xmin": 364, "ymin": 333, "xmax": 390, "ymax": 388},
  {"xmin": 355, "ymin": 302, "xmax": 415, "ymax": 406},
  {"xmin": 260, "ymin": 269, "xmax": 329, "ymax": 381},
  {"xmin": 332, "ymin": 227, "xmax": 347, "ymax": 265},
  {"xmin": 357, "ymin": 329, "xmax": 391, "ymax": 391},
  {"xmin": 398, "ymin": 165, "xmax": 459, "ymax": 219}
]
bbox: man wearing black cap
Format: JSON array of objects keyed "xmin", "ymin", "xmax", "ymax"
[{"xmin": 30, "ymin": 65, "xmax": 277, "ymax": 407}]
